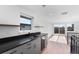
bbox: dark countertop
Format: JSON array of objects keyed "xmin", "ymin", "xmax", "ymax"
[
  {"xmin": 41, "ymin": 33, "xmax": 48, "ymax": 37},
  {"xmin": 0, "ymin": 32, "xmax": 41, "ymax": 54}
]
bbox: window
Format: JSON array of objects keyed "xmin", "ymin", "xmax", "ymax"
[
  {"xmin": 67, "ymin": 24, "xmax": 74, "ymax": 31},
  {"xmin": 20, "ymin": 15, "xmax": 32, "ymax": 30},
  {"xmin": 54, "ymin": 24, "xmax": 65, "ymax": 34}
]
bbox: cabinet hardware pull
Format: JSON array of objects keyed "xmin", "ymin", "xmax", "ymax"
[
  {"xmin": 27, "ymin": 47, "xmax": 31, "ymax": 49},
  {"xmin": 34, "ymin": 44, "xmax": 36, "ymax": 48},
  {"xmin": 10, "ymin": 50, "xmax": 17, "ymax": 54},
  {"xmin": 27, "ymin": 43, "xmax": 31, "ymax": 45},
  {"xmin": 21, "ymin": 52, "xmax": 23, "ymax": 54}
]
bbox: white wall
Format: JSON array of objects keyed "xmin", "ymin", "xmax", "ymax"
[
  {"xmin": 2, "ymin": 6, "xmax": 79, "ymax": 38},
  {"xmin": 0, "ymin": 6, "xmax": 20, "ymax": 25},
  {"xmin": 0, "ymin": 6, "xmax": 21, "ymax": 38},
  {"xmin": 73, "ymin": 22, "xmax": 79, "ymax": 33},
  {"xmin": 37, "ymin": 23, "xmax": 53, "ymax": 37},
  {"xmin": 19, "ymin": 6, "xmax": 54, "ymax": 38},
  {"xmin": 0, "ymin": 5, "xmax": 52, "ymax": 38},
  {"xmin": 51, "ymin": 20, "xmax": 79, "ymax": 37}
]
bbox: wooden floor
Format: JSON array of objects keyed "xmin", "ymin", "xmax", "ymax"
[{"xmin": 42, "ymin": 35, "xmax": 70, "ymax": 54}]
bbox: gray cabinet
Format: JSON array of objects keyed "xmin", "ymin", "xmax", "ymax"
[
  {"xmin": 21, "ymin": 42, "xmax": 33, "ymax": 54},
  {"xmin": 21, "ymin": 37, "xmax": 41, "ymax": 54},
  {"xmin": 3, "ymin": 46, "xmax": 22, "ymax": 54},
  {"xmin": 31, "ymin": 37, "xmax": 41, "ymax": 54},
  {"xmin": 29, "ymin": 36, "xmax": 41, "ymax": 54},
  {"xmin": 2, "ymin": 36, "xmax": 41, "ymax": 54}
]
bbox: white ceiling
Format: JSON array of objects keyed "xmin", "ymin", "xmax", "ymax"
[{"xmin": 18, "ymin": 5, "xmax": 79, "ymax": 23}]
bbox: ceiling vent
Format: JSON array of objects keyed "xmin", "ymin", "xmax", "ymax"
[
  {"xmin": 42, "ymin": 5, "xmax": 46, "ymax": 7},
  {"xmin": 61, "ymin": 11, "xmax": 68, "ymax": 15}
]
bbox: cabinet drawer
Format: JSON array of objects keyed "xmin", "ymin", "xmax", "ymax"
[
  {"xmin": 2, "ymin": 37, "xmax": 41, "ymax": 54},
  {"xmin": 3, "ymin": 41, "xmax": 33, "ymax": 54},
  {"xmin": 21, "ymin": 42, "xmax": 33, "ymax": 54},
  {"xmin": 30, "ymin": 37, "xmax": 41, "ymax": 54},
  {"xmin": 3, "ymin": 47, "xmax": 20, "ymax": 54}
]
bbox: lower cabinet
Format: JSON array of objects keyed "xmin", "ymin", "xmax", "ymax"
[
  {"xmin": 2, "ymin": 37, "xmax": 41, "ymax": 54},
  {"xmin": 22, "ymin": 37, "xmax": 41, "ymax": 54},
  {"xmin": 21, "ymin": 42, "xmax": 34, "ymax": 54},
  {"xmin": 3, "ymin": 47, "xmax": 22, "ymax": 54},
  {"xmin": 32, "ymin": 37, "xmax": 41, "ymax": 54}
]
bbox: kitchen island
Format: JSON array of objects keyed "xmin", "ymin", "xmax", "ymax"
[{"xmin": 0, "ymin": 32, "xmax": 41, "ymax": 54}]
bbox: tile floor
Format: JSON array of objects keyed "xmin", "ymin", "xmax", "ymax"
[{"xmin": 42, "ymin": 34, "xmax": 70, "ymax": 54}]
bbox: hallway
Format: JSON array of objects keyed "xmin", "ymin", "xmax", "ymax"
[
  {"xmin": 50, "ymin": 34, "xmax": 67, "ymax": 44},
  {"xmin": 42, "ymin": 35, "xmax": 70, "ymax": 54}
]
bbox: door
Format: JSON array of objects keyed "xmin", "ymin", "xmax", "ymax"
[
  {"xmin": 54, "ymin": 26, "xmax": 65, "ymax": 34},
  {"xmin": 60, "ymin": 27, "xmax": 65, "ymax": 34}
]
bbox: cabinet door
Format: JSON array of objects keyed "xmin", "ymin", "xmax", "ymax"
[
  {"xmin": 3, "ymin": 37, "xmax": 41, "ymax": 54},
  {"xmin": 21, "ymin": 38, "xmax": 41, "ymax": 54},
  {"xmin": 0, "ymin": 6, "xmax": 20, "ymax": 25},
  {"xmin": 3, "ymin": 47, "xmax": 21, "ymax": 54},
  {"xmin": 20, "ymin": 42, "xmax": 33, "ymax": 54},
  {"xmin": 32, "ymin": 37, "xmax": 41, "ymax": 54}
]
